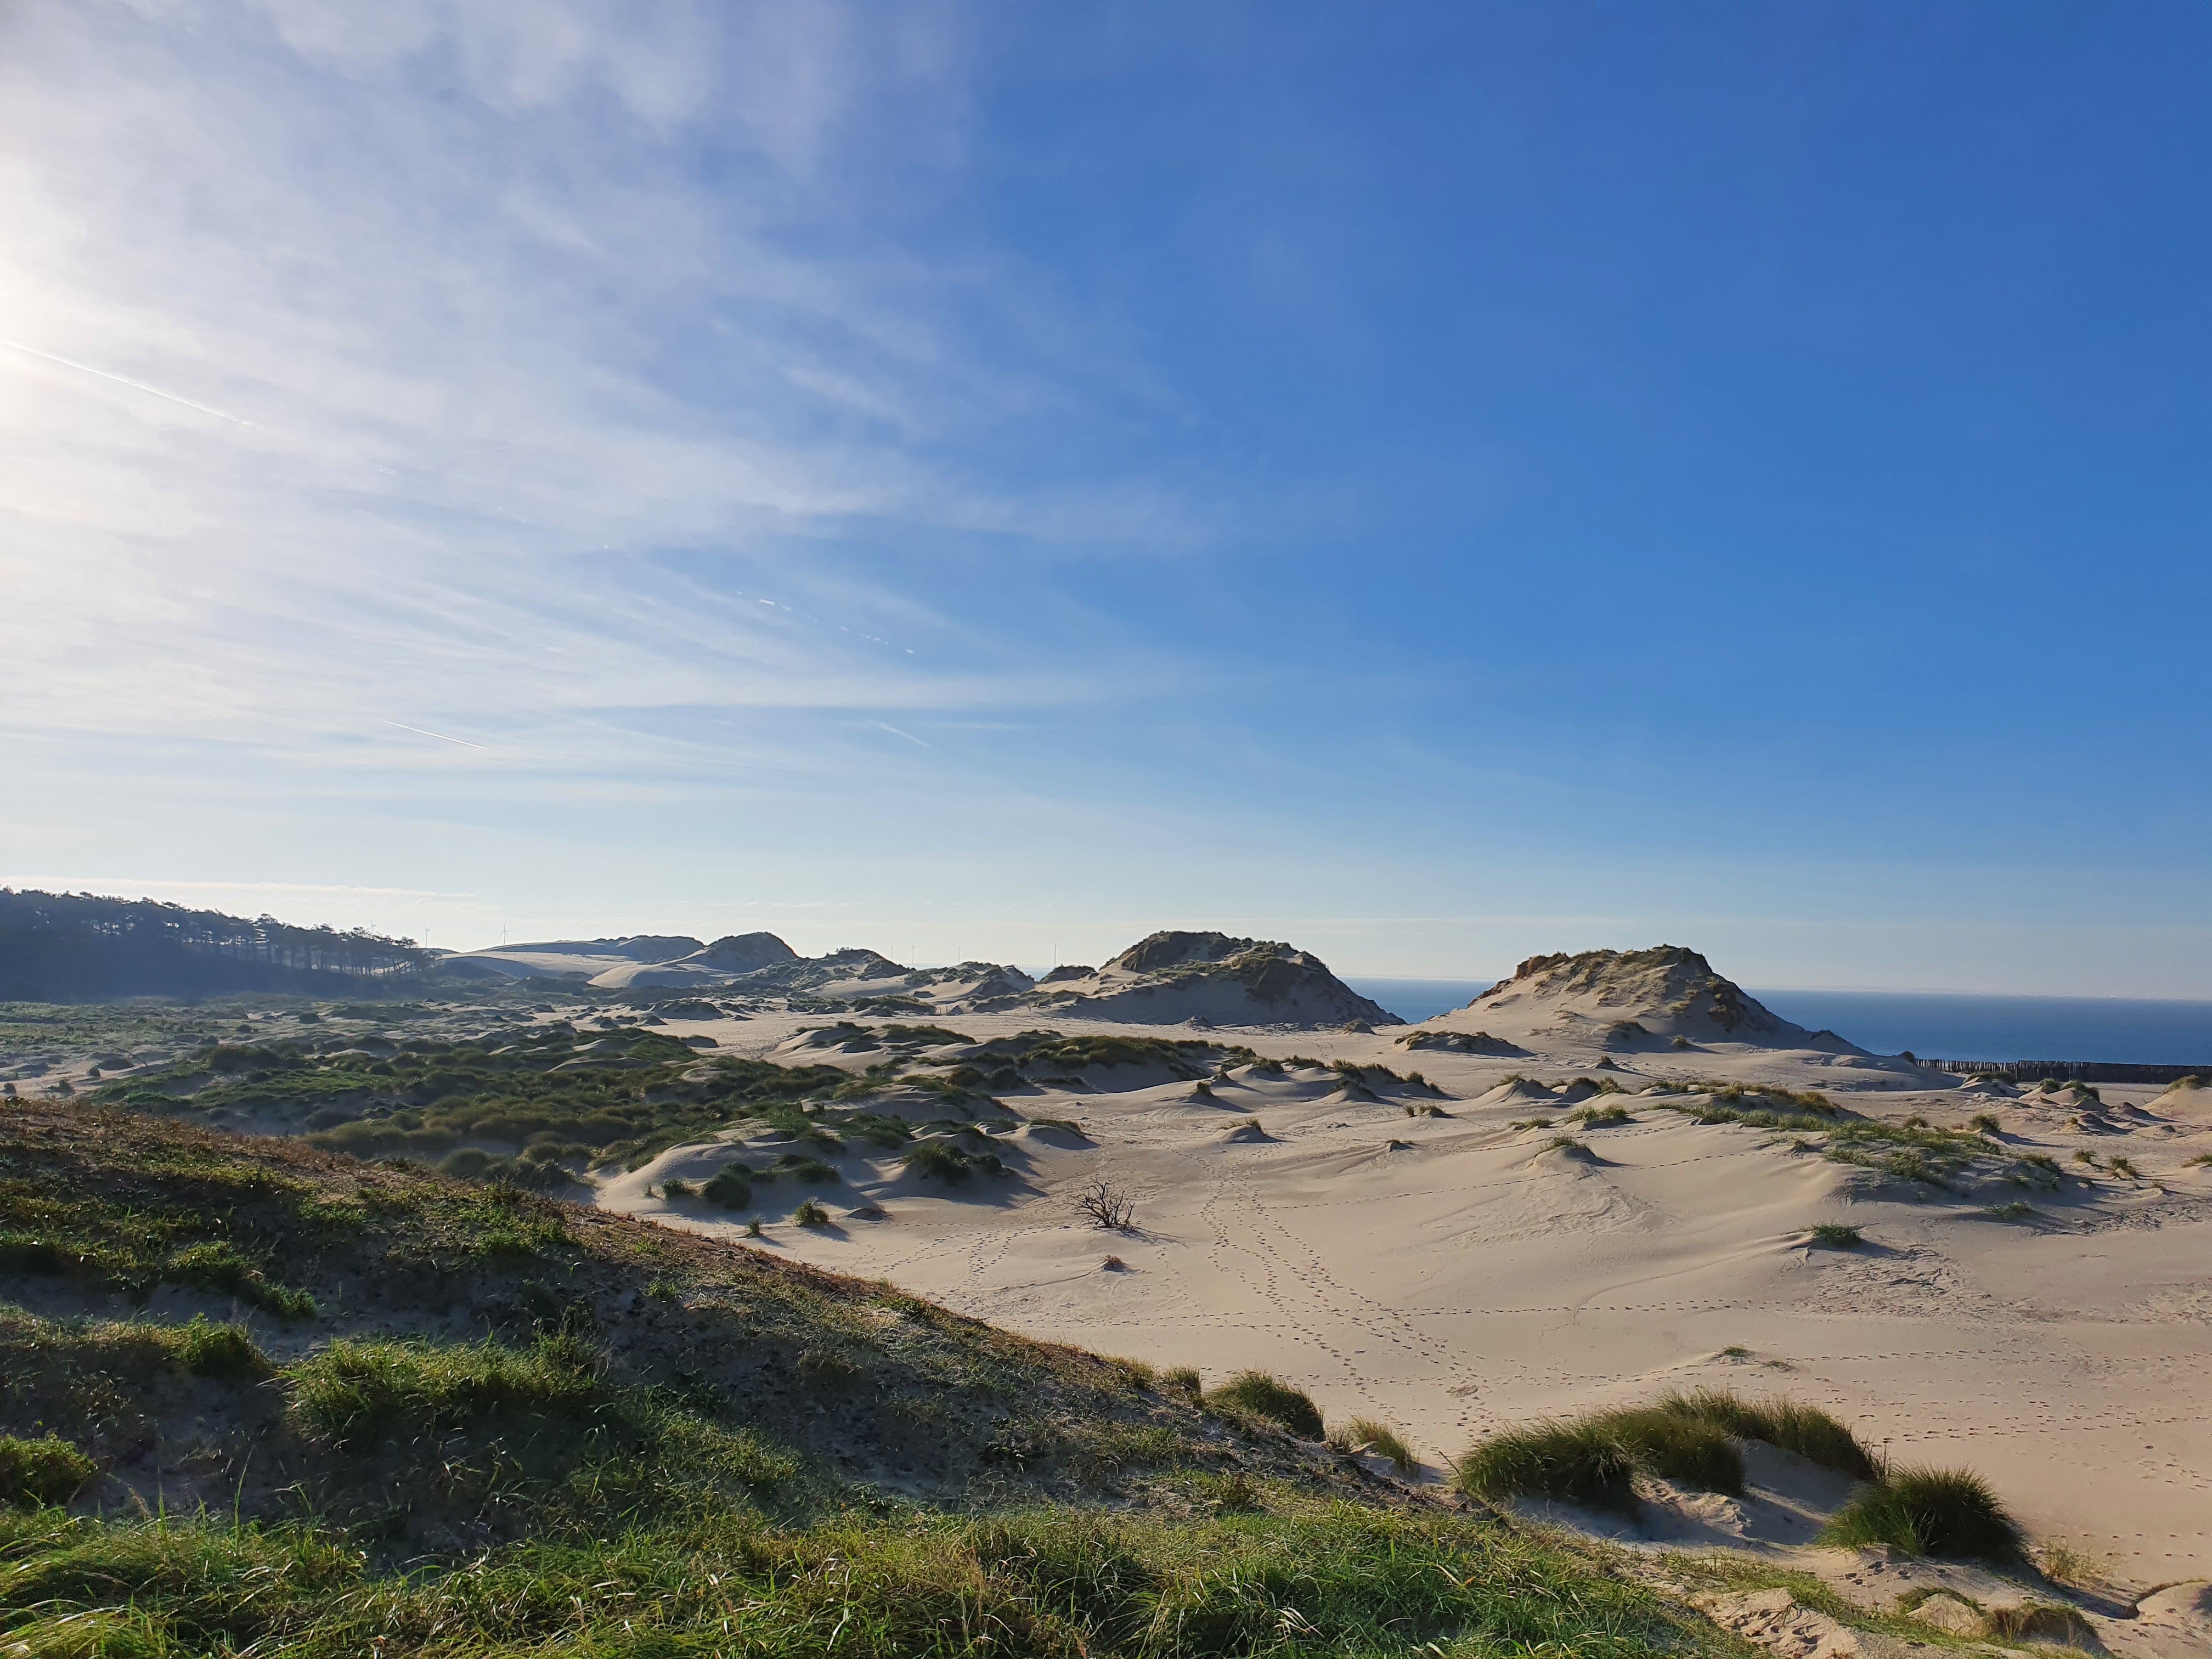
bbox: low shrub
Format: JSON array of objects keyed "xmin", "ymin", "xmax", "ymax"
[
  {"xmin": 1822, "ymin": 1465, "xmax": 2023, "ymax": 1559},
  {"xmin": 701, "ymin": 1165, "xmax": 753, "ymax": 1207},
  {"xmin": 1808, "ymin": 1224, "xmax": 1861, "ymax": 1249},
  {"xmin": 1968, "ymin": 1113, "xmax": 2001, "ymax": 1133},
  {"xmin": 794, "ymin": 1199, "xmax": 831, "ymax": 1227},
  {"xmin": 0, "ymin": 1434, "xmax": 95, "ymax": 1509},
  {"xmin": 1204, "ymin": 1371, "xmax": 1323, "ymax": 1440}
]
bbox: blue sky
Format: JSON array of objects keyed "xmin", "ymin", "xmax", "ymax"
[{"xmin": 3, "ymin": 2, "xmax": 2207, "ymax": 993}]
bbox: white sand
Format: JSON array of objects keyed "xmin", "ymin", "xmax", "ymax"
[{"xmin": 597, "ymin": 984, "xmax": 2212, "ymax": 1593}]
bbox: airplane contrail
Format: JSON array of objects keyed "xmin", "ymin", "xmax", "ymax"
[
  {"xmin": 381, "ymin": 719, "xmax": 490, "ymax": 751},
  {"xmin": 0, "ymin": 338, "xmax": 265, "ymax": 430}
]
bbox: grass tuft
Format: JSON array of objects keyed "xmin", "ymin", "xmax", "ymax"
[
  {"xmin": 287, "ymin": 1331, "xmax": 605, "ymax": 1455},
  {"xmin": 901, "ymin": 1139, "xmax": 1003, "ymax": 1182},
  {"xmin": 1807, "ymin": 1223, "xmax": 1861, "ymax": 1249},
  {"xmin": 1821, "ymin": 1465, "xmax": 2023, "ymax": 1559},
  {"xmin": 1327, "ymin": 1417, "xmax": 1418, "ymax": 1472},
  {"xmin": 701, "ymin": 1164, "xmax": 753, "ymax": 1207},
  {"xmin": 1650, "ymin": 1388, "xmax": 1877, "ymax": 1479},
  {"xmin": 173, "ymin": 1315, "xmax": 270, "ymax": 1380},
  {"xmin": 0, "ymin": 1435, "xmax": 95, "ymax": 1509},
  {"xmin": 1455, "ymin": 1419, "xmax": 1638, "ymax": 1512},
  {"xmin": 1203, "ymin": 1371, "xmax": 1323, "ymax": 1440}
]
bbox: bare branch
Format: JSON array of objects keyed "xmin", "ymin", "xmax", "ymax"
[{"xmin": 1075, "ymin": 1178, "xmax": 1135, "ymax": 1232}]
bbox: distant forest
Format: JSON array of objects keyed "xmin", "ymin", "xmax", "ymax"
[{"xmin": 0, "ymin": 890, "xmax": 433, "ymax": 1002}]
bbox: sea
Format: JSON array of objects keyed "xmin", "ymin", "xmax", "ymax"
[{"xmin": 1338, "ymin": 978, "xmax": 2212, "ymax": 1065}]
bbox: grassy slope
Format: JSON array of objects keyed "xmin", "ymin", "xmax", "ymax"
[{"xmin": 0, "ymin": 1099, "xmax": 1741, "ymax": 1656}]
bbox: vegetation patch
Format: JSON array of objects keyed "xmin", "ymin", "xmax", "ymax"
[
  {"xmin": 1567, "ymin": 1103, "xmax": 1634, "ymax": 1127},
  {"xmin": 95, "ymin": 1024, "xmax": 870, "ymax": 1180},
  {"xmin": 1651, "ymin": 1388, "xmax": 1877, "ymax": 1479},
  {"xmin": 1204, "ymin": 1371, "xmax": 1323, "ymax": 1440},
  {"xmin": 1459, "ymin": 1389, "xmax": 1882, "ymax": 1511},
  {"xmin": 1327, "ymin": 1417, "xmax": 1418, "ymax": 1473},
  {"xmin": 901, "ymin": 1140, "xmax": 1005, "ymax": 1182},
  {"xmin": 1455, "ymin": 1418, "xmax": 1639, "ymax": 1513},
  {"xmin": 1822, "ymin": 1466, "xmax": 2023, "ymax": 1560},
  {"xmin": 0, "ymin": 1502, "xmax": 1726, "ymax": 1658},
  {"xmin": 288, "ymin": 1330, "xmax": 608, "ymax": 1455},
  {"xmin": 0, "ymin": 1434, "xmax": 95, "ymax": 1509}
]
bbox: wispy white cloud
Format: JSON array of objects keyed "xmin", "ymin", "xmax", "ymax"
[{"xmin": 0, "ymin": 0, "xmax": 1213, "ymax": 798}]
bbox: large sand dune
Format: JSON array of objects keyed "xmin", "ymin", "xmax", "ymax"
[{"xmin": 590, "ymin": 949, "xmax": 2212, "ymax": 1601}]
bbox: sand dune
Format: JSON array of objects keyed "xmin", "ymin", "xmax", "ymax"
[
  {"xmin": 439, "ymin": 928, "xmax": 1395, "ymax": 1028},
  {"xmin": 594, "ymin": 947, "xmax": 2212, "ymax": 1600}
]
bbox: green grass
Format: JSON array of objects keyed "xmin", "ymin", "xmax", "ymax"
[
  {"xmin": 1327, "ymin": 1417, "xmax": 1418, "ymax": 1472},
  {"xmin": 1161, "ymin": 1366, "xmax": 1201, "ymax": 1398},
  {"xmin": 901, "ymin": 1139, "xmax": 1005, "ymax": 1182},
  {"xmin": 0, "ymin": 1434, "xmax": 94, "ymax": 1508},
  {"xmin": 794, "ymin": 1199, "xmax": 830, "ymax": 1227},
  {"xmin": 1650, "ymin": 1388, "xmax": 1877, "ymax": 1479},
  {"xmin": 97, "ymin": 1023, "xmax": 868, "ymax": 1178},
  {"xmin": 1455, "ymin": 1418, "xmax": 1639, "ymax": 1512},
  {"xmin": 1595, "ymin": 1410, "xmax": 1743, "ymax": 1494},
  {"xmin": 287, "ymin": 1330, "xmax": 608, "ymax": 1455},
  {"xmin": 1568, "ymin": 1104, "xmax": 1634, "ymax": 1127},
  {"xmin": 172, "ymin": 1314, "xmax": 270, "ymax": 1379},
  {"xmin": 1204, "ymin": 1371, "xmax": 1323, "ymax": 1440},
  {"xmin": 1968, "ymin": 1113, "xmax": 2001, "ymax": 1133},
  {"xmin": 1807, "ymin": 1224, "xmax": 1862, "ymax": 1249},
  {"xmin": 701, "ymin": 1164, "xmax": 753, "ymax": 1207},
  {"xmin": 0, "ymin": 1139, "xmax": 328, "ymax": 1318},
  {"xmin": 1821, "ymin": 1466, "xmax": 2023, "ymax": 1559},
  {"xmin": 1458, "ymin": 1389, "xmax": 1882, "ymax": 1510},
  {"xmin": 0, "ymin": 1503, "xmax": 1721, "ymax": 1658},
  {"xmin": 3, "ymin": 1097, "xmax": 1380, "ymax": 1540}
]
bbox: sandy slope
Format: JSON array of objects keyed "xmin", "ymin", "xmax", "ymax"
[{"xmin": 597, "ymin": 999, "xmax": 2212, "ymax": 1595}]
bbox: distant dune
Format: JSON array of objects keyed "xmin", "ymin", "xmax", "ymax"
[{"xmin": 437, "ymin": 925, "xmax": 1395, "ymax": 1030}]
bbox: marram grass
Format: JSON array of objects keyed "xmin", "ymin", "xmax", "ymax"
[
  {"xmin": 1458, "ymin": 1388, "xmax": 1882, "ymax": 1508},
  {"xmin": 0, "ymin": 1503, "xmax": 1712, "ymax": 1658}
]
